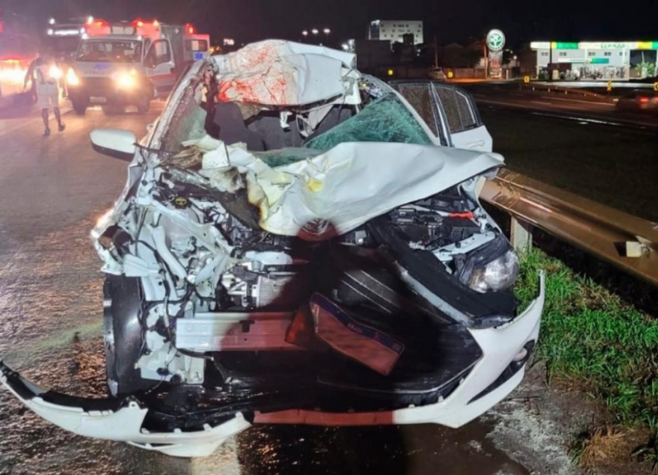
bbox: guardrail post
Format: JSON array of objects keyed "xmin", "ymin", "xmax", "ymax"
[{"xmin": 510, "ymin": 217, "xmax": 532, "ymax": 253}]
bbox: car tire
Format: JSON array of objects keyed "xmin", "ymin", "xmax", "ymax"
[
  {"xmin": 104, "ymin": 275, "xmax": 158, "ymax": 397},
  {"xmin": 136, "ymin": 95, "xmax": 150, "ymax": 115},
  {"xmin": 72, "ymin": 100, "xmax": 87, "ymax": 116},
  {"xmin": 102, "ymin": 105, "xmax": 123, "ymax": 115}
]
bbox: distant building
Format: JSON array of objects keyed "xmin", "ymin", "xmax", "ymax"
[
  {"xmin": 529, "ymin": 41, "xmax": 658, "ymax": 80},
  {"xmin": 369, "ymin": 20, "xmax": 424, "ymax": 45}
]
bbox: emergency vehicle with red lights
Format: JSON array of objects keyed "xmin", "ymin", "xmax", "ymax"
[
  {"xmin": 66, "ymin": 19, "xmax": 210, "ymax": 115},
  {"xmin": 0, "ymin": 8, "xmax": 39, "ymax": 100}
]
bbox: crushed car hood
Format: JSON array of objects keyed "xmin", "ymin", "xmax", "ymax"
[{"xmin": 190, "ymin": 138, "xmax": 505, "ymax": 238}]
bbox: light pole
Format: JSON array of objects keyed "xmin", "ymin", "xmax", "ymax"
[{"xmin": 302, "ymin": 30, "xmax": 308, "ymax": 42}]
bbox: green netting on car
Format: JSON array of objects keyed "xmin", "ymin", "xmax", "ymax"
[
  {"xmin": 253, "ymin": 148, "xmax": 323, "ymax": 168},
  {"xmin": 304, "ymin": 94, "xmax": 432, "ymax": 150}
]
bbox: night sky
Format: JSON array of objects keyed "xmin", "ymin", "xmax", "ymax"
[{"xmin": 4, "ymin": 0, "xmax": 658, "ymax": 47}]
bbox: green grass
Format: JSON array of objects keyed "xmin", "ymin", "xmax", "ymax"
[{"xmin": 517, "ymin": 249, "xmax": 658, "ymax": 431}]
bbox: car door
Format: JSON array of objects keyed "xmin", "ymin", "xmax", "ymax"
[
  {"xmin": 144, "ymin": 39, "xmax": 176, "ymax": 98},
  {"xmin": 390, "ymin": 81, "xmax": 493, "ymax": 152},
  {"xmin": 432, "ymin": 83, "xmax": 492, "ymax": 152}
]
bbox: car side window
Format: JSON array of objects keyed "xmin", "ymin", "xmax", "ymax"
[
  {"xmin": 433, "ymin": 85, "xmax": 479, "ymax": 134},
  {"xmin": 394, "ymin": 83, "xmax": 448, "ymax": 145}
]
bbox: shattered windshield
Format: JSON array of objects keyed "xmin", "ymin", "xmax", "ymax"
[
  {"xmin": 161, "ymin": 74, "xmax": 432, "ymax": 161},
  {"xmin": 305, "ymin": 94, "xmax": 432, "ymax": 150}
]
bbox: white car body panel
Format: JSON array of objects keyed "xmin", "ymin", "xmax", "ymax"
[
  {"xmin": 195, "ymin": 140, "xmax": 504, "ymax": 237},
  {"xmin": 451, "ymin": 125, "xmax": 494, "ymax": 153}
]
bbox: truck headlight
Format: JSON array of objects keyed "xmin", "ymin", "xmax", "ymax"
[
  {"xmin": 116, "ymin": 72, "xmax": 137, "ymax": 89},
  {"xmin": 66, "ymin": 69, "xmax": 80, "ymax": 86}
]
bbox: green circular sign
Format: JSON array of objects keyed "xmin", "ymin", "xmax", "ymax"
[{"xmin": 487, "ymin": 29, "xmax": 506, "ymax": 52}]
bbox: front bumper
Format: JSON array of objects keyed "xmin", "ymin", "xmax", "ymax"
[
  {"xmin": 68, "ymin": 79, "xmax": 150, "ymax": 106},
  {"xmin": 0, "ymin": 274, "xmax": 544, "ymax": 458}
]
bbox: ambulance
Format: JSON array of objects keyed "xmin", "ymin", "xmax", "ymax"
[{"xmin": 66, "ymin": 19, "xmax": 210, "ymax": 115}]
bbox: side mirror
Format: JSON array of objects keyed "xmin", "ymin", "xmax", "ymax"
[{"xmin": 90, "ymin": 129, "xmax": 136, "ymax": 162}]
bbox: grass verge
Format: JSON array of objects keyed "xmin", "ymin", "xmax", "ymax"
[{"xmin": 516, "ymin": 249, "xmax": 658, "ymax": 433}]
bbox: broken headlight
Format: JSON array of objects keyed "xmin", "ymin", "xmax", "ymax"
[{"xmin": 457, "ymin": 236, "xmax": 519, "ymax": 293}]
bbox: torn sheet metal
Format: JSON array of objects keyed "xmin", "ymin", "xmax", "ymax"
[
  {"xmin": 202, "ymin": 140, "xmax": 504, "ymax": 239},
  {"xmin": 212, "ymin": 40, "xmax": 360, "ymax": 106}
]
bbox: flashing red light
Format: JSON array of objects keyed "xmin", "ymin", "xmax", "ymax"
[
  {"xmin": 135, "ymin": 20, "xmax": 144, "ymax": 27},
  {"xmin": 95, "ymin": 19, "xmax": 107, "ymax": 27},
  {"xmin": 639, "ymin": 97, "xmax": 650, "ymax": 104},
  {"xmin": 186, "ymin": 24, "xmax": 195, "ymax": 34}
]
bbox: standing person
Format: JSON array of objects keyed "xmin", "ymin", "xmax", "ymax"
[{"xmin": 24, "ymin": 50, "xmax": 66, "ymax": 136}]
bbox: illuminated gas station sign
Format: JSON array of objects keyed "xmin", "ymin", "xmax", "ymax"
[{"xmin": 531, "ymin": 41, "xmax": 658, "ymax": 50}]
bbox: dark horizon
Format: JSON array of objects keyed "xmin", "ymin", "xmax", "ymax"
[{"xmin": 4, "ymin": 0, "xmax": 658, "ymax": 48}]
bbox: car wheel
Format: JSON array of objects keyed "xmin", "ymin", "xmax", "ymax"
[
  {"xmin": 72, "ymin": 100, "xmax": 87, "ymax": 116},
  {"xmin": 104, "ymin": 275, "xmax": 157, "ymax": 397},
  {"xmin": 102, "ymin": 105, "xmax": 123, "ymax": 115},
  {"xmin": 136, "ymin": 95, "xmax": 150, "ymax": 115}
]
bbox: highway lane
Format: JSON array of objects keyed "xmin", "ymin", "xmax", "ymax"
[
  {"xmin": 466, "ymin": 85, "xmax": 658, "ymax": 130},
  {"xmin": 0, "ymin": 98, "xmax": 579, "ymax": 475}
]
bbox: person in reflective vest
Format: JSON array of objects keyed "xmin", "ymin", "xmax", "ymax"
[{"xmin": 24, "ymin": 50, "xmax": 66, "ymax": 136}]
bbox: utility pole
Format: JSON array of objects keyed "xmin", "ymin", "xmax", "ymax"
[{"xmin": 549, "ymin": 42, "xmax": 553, "ymax": 81}]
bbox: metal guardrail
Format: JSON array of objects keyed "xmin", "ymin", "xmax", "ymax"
[
  {"xmin": 481, "ymin": 169, "xmax": 658, "ymax": 287},
  {"xmin": 520, "ymin": 83, "xmax": 613, "ymax": 102}
]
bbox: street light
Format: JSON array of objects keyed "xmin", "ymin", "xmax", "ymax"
[
  {"xmin": 323, "ymin": 28, "xmax": 331, "ymax": 35},
  {"xmin": 302, "ymin": 30, "xmax": 308, "ymax": 37},
  {"xmin": 311, "ymin": 29, "xmax": 319, "ymax": 35}
]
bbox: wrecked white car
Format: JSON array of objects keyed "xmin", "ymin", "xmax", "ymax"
[{"xmin": 0, "ymin": 41, "xmax": 544, "ymax": 458}]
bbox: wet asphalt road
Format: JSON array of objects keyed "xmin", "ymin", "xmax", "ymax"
[{"xmin": 0, "ymin": 100, "xmax": 544, "ymax": 475}]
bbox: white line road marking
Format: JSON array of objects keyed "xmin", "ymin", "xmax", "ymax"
[{"xmin": 539, "ymin": 96, "xmax": 615, "ymax": 107}]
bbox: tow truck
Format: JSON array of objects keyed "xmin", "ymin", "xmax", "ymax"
[{"xmin": 66, "ymin": 19, "xmax": 210, "ymax": 115}]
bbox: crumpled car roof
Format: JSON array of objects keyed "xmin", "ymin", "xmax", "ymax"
[{"xmin": 212, "ymin": 40, "xmax": 360, "ymax": 106}]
